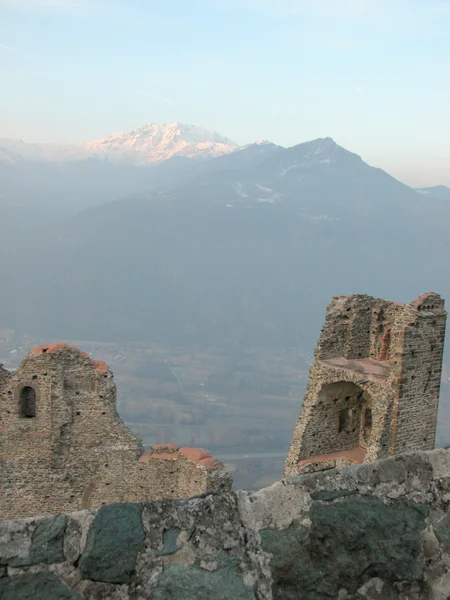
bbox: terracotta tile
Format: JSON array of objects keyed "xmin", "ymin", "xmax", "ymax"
[{"xmin": 179, "ymin": 447, "xmax": 212, "ymax": 462}]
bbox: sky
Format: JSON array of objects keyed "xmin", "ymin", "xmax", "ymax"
[{"xmin": 0, "ymin": 0, "xmax": 449, "ymax": 186}]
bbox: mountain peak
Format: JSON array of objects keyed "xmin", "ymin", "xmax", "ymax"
[
  {"xmin": 84, "ymin": 122, "xmax": 238, "ymax": 164},
  {"xmin": 280, "ymin": 136, "xmax": 359, "ymax": 166}
]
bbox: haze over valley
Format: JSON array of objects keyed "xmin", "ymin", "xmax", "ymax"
[{"xmin": 1, "ymin": 121, "xmax": 450, "ymax": 488}]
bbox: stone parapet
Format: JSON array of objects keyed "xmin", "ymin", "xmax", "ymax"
[{"xmin": 0, "ymin": 448, "xmax": 449, "ymax": 599}]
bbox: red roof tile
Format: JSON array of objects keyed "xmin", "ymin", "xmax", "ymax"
[
  {"xmin": 30, "ymin": 344, "xmax": 110, "ymax": 375},
  {"xmin": 90, "ymin": 359, "xmax": 108, "ymax": 374},
  {"xmin": 139, "ymin": 446, "xmax": 222, "ymax": 471},
  {"xmin": 178, "ymin": 447, "xmax": 212, "ymax": 462},
  {"xmin": 298, "ymin": 446, "xmax": 366, "ymax": 468},
  {"xmin": 31, "ymin": 344, "xmax": 89, "ymax": 359},
  {"xmin": 198, "ymin": 457, "xmax": 222, "ymax": 470}
]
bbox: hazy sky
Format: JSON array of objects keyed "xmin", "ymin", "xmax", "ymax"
[{"xmin": 1, "ymin": 0, "xmax": 449, "ymax": 186}]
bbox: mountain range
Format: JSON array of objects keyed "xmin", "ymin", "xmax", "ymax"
[
  {"xmin": 0, "ymin": 122, "xmax": 449, "ymax": 360},
  {"xmin": 0, "ymin": 122, "xmax": 238, "ymax": 165},
  {"xmin": 416, "ymin": 185, "xmax": 450, "ymax": 201}
]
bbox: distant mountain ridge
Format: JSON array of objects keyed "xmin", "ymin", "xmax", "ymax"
[
  {"xmin": 0, "ymin": 122, "xmax": 239, "ymax": 165},
  {"xmin": 416, "ymin": 185, "xmax": 450, "ymax": 201},
  {"xmin": 1, "ymin": 128, "xmax": 450, "ymax": 364}
]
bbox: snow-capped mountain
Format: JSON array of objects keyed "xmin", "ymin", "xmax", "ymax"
[
  {"xmin": 0, "ymin": 122, "xmax": 239, "ymax": 165},
  {"xmin": 84, "ymin": 122, "xmax": 238, "ymax": 164}
]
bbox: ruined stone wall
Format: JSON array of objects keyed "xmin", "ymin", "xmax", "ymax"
[
  {"xmin": 393, "ymin": 294, "xmax": 447, "ymax": 455},
  {"xmin": 285, "ymin": 292, "xmax": 447, "ymax": 477},
  {"xmin": 316, "ymin": 295, "xmax": 406, "ymax": 362},
  {"xmin": 1, "ymin": 448, "xmax": 449, "ymax": 600},
  {"xmin": 0, "ymin": 345, "xmax": 229, "ymax": 522},
  {"xmin": 83, "ymin": 444, "xmax": 228, "ymax": 510},
  {"xmin": 284, "ymin": 360, "xmax": 396, "ymax": 475},
  {"xmin": 296, "ymin": 380, "xmax": 367, "ymax": 459}
]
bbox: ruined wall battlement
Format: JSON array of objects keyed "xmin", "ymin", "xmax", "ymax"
[
  {"xmin": 0, "ymin": 344, "xmax": 230, "ymax": 522},
  {"xmin": 1, "ymin": 448, "xmax": 449, "ymax": 600}
]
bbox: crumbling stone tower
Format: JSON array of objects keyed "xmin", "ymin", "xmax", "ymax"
[
  {"xmin": 0, "ymin": 344, "xmax": 229, "ymax": 522},
  {"xmin": 284, "ymin": 292, "xmax": 447, "ymax": 476}
]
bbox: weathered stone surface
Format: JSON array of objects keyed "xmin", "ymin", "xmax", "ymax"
[
  {"xmin": 260, "ymin": 522, "xmax": 310, "ymax": 599},
  {"xmin": 30, "ymin": 515, "xmax": 68, "ymax": 565},
  {"xmin": 3, "ymin": 515, "xmax": 67, "ymax": 567},
  {"xmin": 79, "ymin": 503, "xmax": 145, "ymax": 584},
  {"xmin": 310, "ymin": 489, "xmax": 356, "ymax": 501},
  {"xmin": 0, "ymin": 521, "xmax": 32, "ymax": 566},
  {"xmin": 0, "ymin": 571, "xmax": 83, "ymax": 600},
  {"xmin": 262, "ymin": 496, "xmax": 428, "ymax": 599},
  {"xmin": 0, "ymin": 449, "xmax": 449, "ymax": 600},
  {"xmin": 153, "ymin": 555, "xmax": 255, "ymax": 600},
  {"xmin": 248, "ymin": 481, "xmax": 311, "ymax": 531},
  {"xmin": 74, "ymin": 579, "xmax": 129, "ymax": 600},
  {"xmin": 434, "ymin": 512, "xmax": 450, "ymax": 553},
  {"xmin": 63, "ymin": 517, "xmax": 82, "ymax": 563},
  {"xmin": 155, "ymin": 527, "xmax": 182, "ymax": 556}
]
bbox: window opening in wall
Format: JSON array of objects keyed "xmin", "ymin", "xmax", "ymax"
[
  {"xmin": 19, "ymin": 386, "xmax": 36, "ymax": 418},
  {"xmin": 338, "ymin": 409, "xmax": 351, "ymax": 433}
]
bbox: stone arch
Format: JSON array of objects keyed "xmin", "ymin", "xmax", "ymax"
[
  {"xmin": 18, "ymin": 385, "xmax": 37, "ymax": 419},
  {"xmin": 299, "ymin": 380, "xmax": 371, "ymax": 460}
]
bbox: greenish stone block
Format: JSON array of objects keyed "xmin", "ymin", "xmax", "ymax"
[
  {"xmin": 261, "ymin": 496, "xmax": 428, "ymax": 600},
  {"xmin": 310, "ymin": 489, "xmax": 355, "ymax": 501},
  {"xmin": 79, "ymin": 503, "xmax": 145, "ymax": 584},
  {"xmin": 7, "ymin": 515, "xmax": 68, "ymax": 567},
  {"xmin": 0, "ymin": 571, "xmax": 83, "ymax": 600},
  {"xmin": 30, "ymin": 515, "xmax": 68, "ymax": 565},
  {"xmin": 154, "ymin": 554, "xmax": 255, "ymax": 600}
]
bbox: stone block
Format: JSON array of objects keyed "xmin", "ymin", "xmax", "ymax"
[
  {"xmin": 79, "ymin": 503, "xmax": 145, "ymax": 584},
  {"xmin": 0, "ymin": 571, "xmax": 83, "ymax": 600}
]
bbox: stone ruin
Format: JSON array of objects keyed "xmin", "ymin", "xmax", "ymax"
[
  {"xmin": 1, "ymin": 449, "xmax": 450, "ymax": 599},
  {"xmin": 0, "ymin": 291, "xmax": 449, "ymax": 598},
  {"xmin": 0, "ymin": 344, "xmax": 230, "ymax": 522},
  {"xmin": 285, "ymin": 292, "xmax": 447, "ymax": 476},
  {"xmin": 0, "ymin": 291, "xmax": 447, "ymax": 524}
]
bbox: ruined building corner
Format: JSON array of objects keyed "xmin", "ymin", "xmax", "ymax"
[
  {"xmin": 0, "ymin": 344, "xmax": 230, "ymax": 522},
  {"xmin": 284, "ymin": 292, "xmax": 447, "ymax": 477}
]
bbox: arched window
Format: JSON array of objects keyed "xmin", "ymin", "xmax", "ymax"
[{"xmin": 19, "ymin": 386, "xmax": 36, "ymax": 418}]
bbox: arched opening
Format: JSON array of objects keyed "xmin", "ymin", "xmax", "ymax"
[
  {"xmin": 19, "ymin": 386, "xmax": 36, "ymax": 418},
  {"xmin": 299, "ymin": 381, "xmax": 371, "ymax": 460}
]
